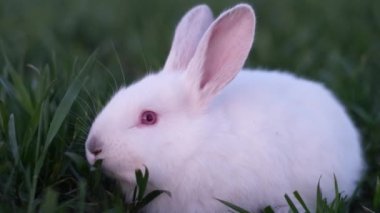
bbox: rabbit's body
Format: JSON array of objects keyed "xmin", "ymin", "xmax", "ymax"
[
  {"xmin": 86, "ymin": 4, "xmax": 363, "ymax": 212},
  {"xmin": 111, "ymin": 69, "xmax": 361, "ymax": 212}
]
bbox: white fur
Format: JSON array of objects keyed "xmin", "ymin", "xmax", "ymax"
[{"xmin": 86, "ymin": 4, "xmax": 364, "ymax": 212}]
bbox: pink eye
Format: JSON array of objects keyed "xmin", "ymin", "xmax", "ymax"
[{"xmin": 140, "ymin": 110, "xmax": 158, "ymax": 125}]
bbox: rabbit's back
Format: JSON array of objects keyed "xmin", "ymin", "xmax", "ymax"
[{"xmin": 210, "ymin": 69, "xmax": 363, "ymax": 206}]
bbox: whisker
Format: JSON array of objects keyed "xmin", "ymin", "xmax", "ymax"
[
  {"xmin": 96, "ymin": 60, "xmax": 118, "ymax": 93},
  {"xmin": 111, "ymin": 41, "xmax": 126, "ymax": 85}
]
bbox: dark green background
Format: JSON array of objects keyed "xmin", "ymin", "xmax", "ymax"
[{"xmin": 0, "ymin": 0, "xmax": 379, "ymax": 211}]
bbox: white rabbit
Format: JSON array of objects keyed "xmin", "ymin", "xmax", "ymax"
[{"xmin": 85, "ymin": 4, "xmax": 364, "ymax": 212}]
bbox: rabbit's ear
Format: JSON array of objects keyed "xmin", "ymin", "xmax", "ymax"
[
  {"xmin": 186, "ymin": 4, "xmax": 255, "ymax": 106},
  {"xmin": 163, "ymin": 5, "xmax": 214, "ymax": 71}
]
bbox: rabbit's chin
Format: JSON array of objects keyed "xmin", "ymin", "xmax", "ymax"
[
  {"xmin": 104, "ymin": 167, "xmax": 137, "ymax": 185},
  {"xmin": 100, "ymin": 160, "xmax": 141, "ymax": 184}
]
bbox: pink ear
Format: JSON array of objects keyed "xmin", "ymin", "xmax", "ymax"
[
  {"xmin": 163, "ymin": 5, "xmax": 214, "ymax": 71},
  {"xmin": 187, "ymin": 4, "xmax": 256, "ymax": 105}
]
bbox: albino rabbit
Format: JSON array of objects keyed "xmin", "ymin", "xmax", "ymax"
[{"xmin": 85, "ymin": 4, "xmax": 363, "ymax": 212}]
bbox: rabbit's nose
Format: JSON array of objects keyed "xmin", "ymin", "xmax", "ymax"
[{"xmin": 87, "ymin": 137, "xmax": 103, "ymax": 156}]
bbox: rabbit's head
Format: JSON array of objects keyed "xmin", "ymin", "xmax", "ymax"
[{"xmin": 85, "ymin": 4, "xmax": 255, "ymax": 186}]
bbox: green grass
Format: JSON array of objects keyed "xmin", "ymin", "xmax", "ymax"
[
  {"xmin": 219, "ymin": 176, "xmax": 354, "ymax": 212},
  {"xmin": 0, "ymin": 0, "xmax": 379, "ymax": 212}
]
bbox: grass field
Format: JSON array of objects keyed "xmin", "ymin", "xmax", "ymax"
[{"xmin": 0, "ymin": 0, "xmax": 379, "ymax": 212}]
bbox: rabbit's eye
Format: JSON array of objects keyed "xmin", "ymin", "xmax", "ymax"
[{"xmin": 140, "ymin": 111, "xmax": 157, "ymax": 125}]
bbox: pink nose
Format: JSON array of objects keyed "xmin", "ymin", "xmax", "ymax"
[{"xmin": 87, "ymin": 137, "xmax": 103, "ymax": 156}]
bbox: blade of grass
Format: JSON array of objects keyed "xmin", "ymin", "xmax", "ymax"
[
  {"xmin": 91, "ymin": 159, "xmax": 103, "ymax": 187},
  {"xmin": 7, "ymin": 66, "xmax": 35, "ymax": 115},
  {"xmin": 315, "ymin": 180, "xmax": 328, "ymax": 213},
  {"xmin": 316, "ymin": 181, "xmax": 322, "ymax": 213},
  {"xmin": 78, "ymin": 179, "xmax": 87, "ymax": 213},
  {"xmin": 65, "ymin": 151, "xmax": 87, "ymax": 171},
  {"xmin": 43, "ymin": 81, "xmax": 87, "ymax": 153},
  {"xmin": 135, "ymin": 169, "xmax": 146, "ymax": 201},
  {"xmin": 8, "ymin": 114, "xmax": 20, "ymax": 164},
  {"xmin": 22, "ymin": 66, "xmax": 56, "ymax": 149},
  {"xmin": 216, "ymin": 199, "xmax": 250, "ymax": 213},
  {"xmin": 1, "ymin": 53, "xmax": 34, "ymax": 115},
  {"xmin": 28, "ymin": 74, "xmax": 87, "ymax": 212},
  {"xmin": 4, "ymin": 114, "xmax": 21, "ymax": 196},
  {"xmin": 0, "ymin": 77, "xmax": 16, "ymax": 101},
  {"xmin": 4, "ymin": 166, "xmax": 16, "ymax": 196},
  {"xmin": 262, "ymin": 206, "xmax": 275, "ymax": 213},
  {"xmin": 140, "ymin": 167, "xmax": 150, "ymax": 200},
  {"xmin": 43, "ymin": 52, "xmax": 95, "ymax": 154},
  {"xmin": 28, "ymin": 53, "xmax": 95, "ymax": 213},
  {"xmin": 331, "ymin": 174, "xmax": 344, "ymax": 211},
  {"xmin": 284, "ymin": 193, "xmax": 299, "ymax": 213},
  {"xmin": 374, "ymin": 177, "xmax": 380, "ymax": 210},
  {"xmin": 40, "ymin": 188, "xmax": 58, "ymax": 213},
  {"xmin": 0, "ymin": 100, "xmax": 7, "ymax": 134},
  {"xmin": 293, "ymin": 191, "xmax": 310, "ymax": 212},
  {"xmin": 34, "ymin": 101, "xmax": 47, "ymax": 164},
  {"xmin": 136, "ymin": 190, "xmax": 171, "ymax": 210},
  {"xmin": 132, "ymin": 185, "xmax": 138, "ymax": 203},
  {"xmin": 333, "ymin": 175, "xmax": 339, "ymax": 197}
]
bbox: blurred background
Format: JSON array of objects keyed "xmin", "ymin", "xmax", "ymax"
[
  {"xmin": 1, "ymin": 0, "xmax": 379, "ymax": 106},
  {"xmin": 0, "ymin": 0, "xmax": 379, "ymax": 211},
  {"xmin": 1, "ymin": 0, "xmax": 378, "ymax": 76}
]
